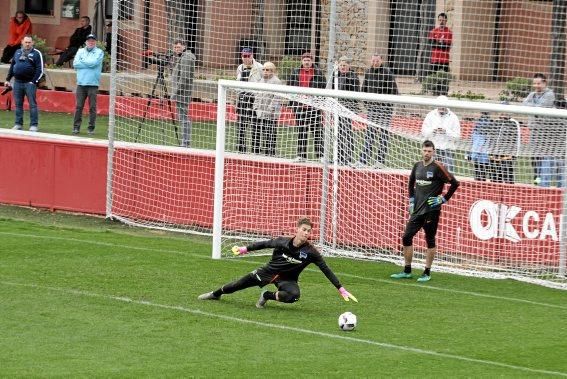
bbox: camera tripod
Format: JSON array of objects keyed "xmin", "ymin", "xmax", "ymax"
[{"xmin": 136, "ymin": 65, "xmax": 179, "ymax": 144}]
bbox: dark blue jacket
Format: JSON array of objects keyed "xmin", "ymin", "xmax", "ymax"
[{"xmin": 6, "ymin": 48, "xmax": 44, "ymax": 84}]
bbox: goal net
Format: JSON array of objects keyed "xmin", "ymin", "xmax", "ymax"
[
  {"xmin": 105, "ymin": 0, "xmax": 567, "ymax": 288},
  {"xmin": 213, "ymin": 80, "xmax": 567, "ymax": 290}
]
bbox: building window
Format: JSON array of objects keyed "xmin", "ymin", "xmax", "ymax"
[
  {"xmin": 285, "ymin": 0, "xmax": 320, "ymax": 56},
  {"xmin": 105, "ymin": 0, "xmax": 135, "ymax": 20},
  {"xmin": 25, "ymin": 0, "xmax": 55, "ymax": 15},
  {"xmin": 105, "ymin": 0, "xmax": 113, "ymax": 18}
]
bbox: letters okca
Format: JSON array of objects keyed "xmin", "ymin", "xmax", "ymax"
[{"xmin": 469, "ymin": 200, "xmax": 562, "ymax": 243}]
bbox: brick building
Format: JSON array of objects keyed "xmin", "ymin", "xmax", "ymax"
[{"xmin": 0, "ymin": 0, "xmax": 563, "ymax": 83}]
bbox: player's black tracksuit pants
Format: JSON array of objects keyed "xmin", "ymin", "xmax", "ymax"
[{"xmin": 216, "ymin": 271, "xmax": 300, "ymax": 303}]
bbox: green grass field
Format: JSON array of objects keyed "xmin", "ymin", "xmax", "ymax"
[{"xmin": 1, "ymin": 204, "xmax": 566, "ymax": 377}]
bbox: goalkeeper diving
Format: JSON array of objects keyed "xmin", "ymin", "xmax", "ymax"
[{"xmin": 198, "ymin": 217, "xmax": 357, "ymax": 308}]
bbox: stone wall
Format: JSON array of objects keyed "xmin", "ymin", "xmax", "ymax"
[{"xmin": 319, "ymin": 0, "xmax": 370, "ymax": 76}]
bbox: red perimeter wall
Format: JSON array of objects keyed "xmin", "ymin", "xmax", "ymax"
[
  {"xmin": 0, "ymin": 132, "xmax": 563, "ymax": 266},
  {"xmin": 0, "ymin": 133, "xmax": 107, "ymax": 214}
]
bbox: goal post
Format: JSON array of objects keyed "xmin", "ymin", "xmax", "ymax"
[
  {"xmin": 212, "ymin": 81, "xmax": 228, "ymax": 259},
  {"xmin": 213, "ymin": 79, "xmax": 567, "ymax": 289}
]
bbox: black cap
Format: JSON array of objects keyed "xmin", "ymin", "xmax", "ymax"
[{"xmin": 86, "ymin": 34, "xmax": 97, "ymax": 40}]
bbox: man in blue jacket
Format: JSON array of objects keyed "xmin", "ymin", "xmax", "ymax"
[
  {"xmin": 72, "ymin": 34, "xmax": 104, "ymax": 135},
  {"xmin": 4, "ymin": 35, "xmax": 44, "ymax": 132}
]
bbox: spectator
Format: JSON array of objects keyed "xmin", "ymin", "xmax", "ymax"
[
  {"xmin": 1, "ymin": 11, "xmax": 32, "ymax": 64},
  {"xmin": 428, "ymin": 12, "xmax": 452, "ymax": 76},
  {"xmin": 287, "ymin": 52, "xmax": 326, "ymax": 162},
  {"xmin": 72, "ymin": 34, "xmax": 104, "ymax": 135},
  {"xmin": 171, "ymin": 40, "xmax": 196, "ymax": 147},
  {"xmin": 469, "ymin": 112, "xmax": 492, "ymax": 181},
  {"xmin": 105, "ymin": 22, "xmax": 112, "ymax": 55},
  {"xmin": 359, "ymin": 53, "xmax": 399, "ymax": 167},
  {"xmin": 421, "ymin": 95, "xmax": 461, "ymax": 172},
  {"xmin": 4, "ymin": 35, "xmax": 44, "ymax": 132},
  {"xmin": 55, "ymin": 16, "xmax": 92, "ymax": 66},
  {"xmin": 487, "ymin": 113, "xmax": 521, "ymax": 184},
  {"xmin": 332, "ymin": 56, "xmax": 360, "ymax": 165},
  {"xmin": 253, "ymin": 62, "xmax": 283, "ymax": 156},
  {"xmin": 522, "ymin": 73, "xmax": 556, "ymax": 186},
  {"xmin": 235, "ymin": 47, "xmax": 262, "ymax": 153}
]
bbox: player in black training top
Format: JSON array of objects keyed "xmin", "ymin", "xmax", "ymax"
[
  {"xmin": 198, "ymin": 218, "xmax": 357, "ymax": 308},
  {"xmin": 391, "ymin": 140, "xmax": 459, "ymax": 282}
]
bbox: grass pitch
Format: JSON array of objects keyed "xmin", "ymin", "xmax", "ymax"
[{"xmin": 0, "ymin": 205, "xmax": 566, "ymax": 377}]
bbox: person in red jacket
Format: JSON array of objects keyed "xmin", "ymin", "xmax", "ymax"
[
  {"xmin": 1, "ymin": 11, "xmax": 32, "ymax": 64},
  {"xmin": 428, "ymin": 12, "xmax": 452, "ymax": 75}
]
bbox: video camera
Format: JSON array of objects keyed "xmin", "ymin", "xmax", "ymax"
[
  {"xmin": 142, "ymin": 50, "xmax": 173, "ymax": 68},
  {"xmin": 1, "ymin": 85, "xmax": 12, "ymax": 96}
]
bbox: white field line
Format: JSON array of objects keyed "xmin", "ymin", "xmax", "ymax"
[
  {"xmin": 1, "ymin": 280, "xmax": 566, "ymax": 377},
  {"xmin": 1, "ymin": 231, "xmax": 566, "ymax": 311}
]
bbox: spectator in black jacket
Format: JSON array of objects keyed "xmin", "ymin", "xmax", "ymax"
[
  {"xmin": 358, "ymin": 54, "xmax": 399, "ymax": 167},
  {"xmin": 55, "ymin": 16, "xmax": 92, "ymax": 66},
  {"xmin": 4, "ymin": 35, "xmax": 44, "ymax": 131},
  {"xmin": 332, "ymin": 56, "xmax": 360, "ymax": 165},
  {"xmin": 287, "ymin": 52, "xmax": 326, "ymax": 161}
]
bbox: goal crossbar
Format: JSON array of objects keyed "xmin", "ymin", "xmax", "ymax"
[{"xmin": 218, "ymin": 79, "xmax": 567, "ymax": 118}]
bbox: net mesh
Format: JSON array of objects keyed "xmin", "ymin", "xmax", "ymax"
[
  {"xmin": 106, "ymin": 0, "xmax": 567, "ymax": 288},
  {"xmin": 107, "ymin": 1, "xmax": 567, "ymax": 108},
  {"xmin": 215, "ymin": 81, "xmax": 567, "ymax": 290}
]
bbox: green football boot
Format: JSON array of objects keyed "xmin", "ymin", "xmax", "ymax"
[
  {"xmin": 417, "ymin": 274, "xmax": 431, "ymax": 282},
  {"xmin": 390, "ymin": 272, "xmax": 413, "ymax": 279}
]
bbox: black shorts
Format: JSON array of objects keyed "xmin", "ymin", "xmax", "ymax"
[
  {"xmin": 253, "ymin": 268, "xmax": 299, "ymax": 288},
  {"xmin": 402, "ymin": 210, "xmax": 441, "ymax": 248}
]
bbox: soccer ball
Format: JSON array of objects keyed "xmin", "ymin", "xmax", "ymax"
[{"xmin": 338, "ymin": 311, "xmax": 357, "ymax": 331}]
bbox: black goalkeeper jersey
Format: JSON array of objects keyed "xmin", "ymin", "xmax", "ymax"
[
  {"xmin": 246, "ymin": 237, "xmax": 342, "ymax": 288},
  {"xmin": 409, "ymin": 159, "xmax": 459, "ymax": 216}
]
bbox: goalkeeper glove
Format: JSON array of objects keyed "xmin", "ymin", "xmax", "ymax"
[
  {"xmin": 427, "ymin": 195, "xmax": 446, "ymax": 207},
  {"xmin": 231, "ymin": 246, "xmax": 248, "ymax": 256},
  {"xmin": 409, "ymin": 197, "xmax": 415, "ymax": 214},
  {"xmin": 338, "ymin": 287, "xmax": 358, "ymax": 302}
]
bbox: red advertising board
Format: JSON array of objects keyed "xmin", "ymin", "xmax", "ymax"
[{"xmin": 0, "ymin": 132, "xmax": 563, "ymax": 266}]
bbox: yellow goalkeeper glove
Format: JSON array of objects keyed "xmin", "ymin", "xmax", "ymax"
[
  {"xmin": 338, "ymin": 287, "xmax": 358, "ymax": 302},
  {"xmin": 231, "ymin": 246, "xmax": 248, "ymax": 256}
]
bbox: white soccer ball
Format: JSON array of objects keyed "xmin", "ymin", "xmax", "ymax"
[{"xmin": 338, "ymin": 311, "xmax": 357, "ymax": 331}]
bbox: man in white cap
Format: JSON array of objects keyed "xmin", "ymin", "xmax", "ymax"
[{"xmin": 421, "ymin": 95, "xmax": 461, "ymax": 172}]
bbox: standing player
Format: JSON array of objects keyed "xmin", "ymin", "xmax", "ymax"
[
  {"xmin": 198, "ymin": 218, "xmax": 357, "ymax": 308},
  {"xmin": 391, "ymin": 140, "xmax": 459, "ymax": 282}
]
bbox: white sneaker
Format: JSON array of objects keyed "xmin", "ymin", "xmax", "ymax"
[
  {"xmin": 29, "ymin": 126, "xmax": 38, "ymax": 132},
  {"xmin": 12, "ymin": 125, "xmax": 22, "ymax": 130},
  {"xmin": 197, "ymin": 291, "xmax": 220, "ymax": 300},
  {"xmin": 256, "ymin": 291, "xmax": 268, "ymax": 308}
]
